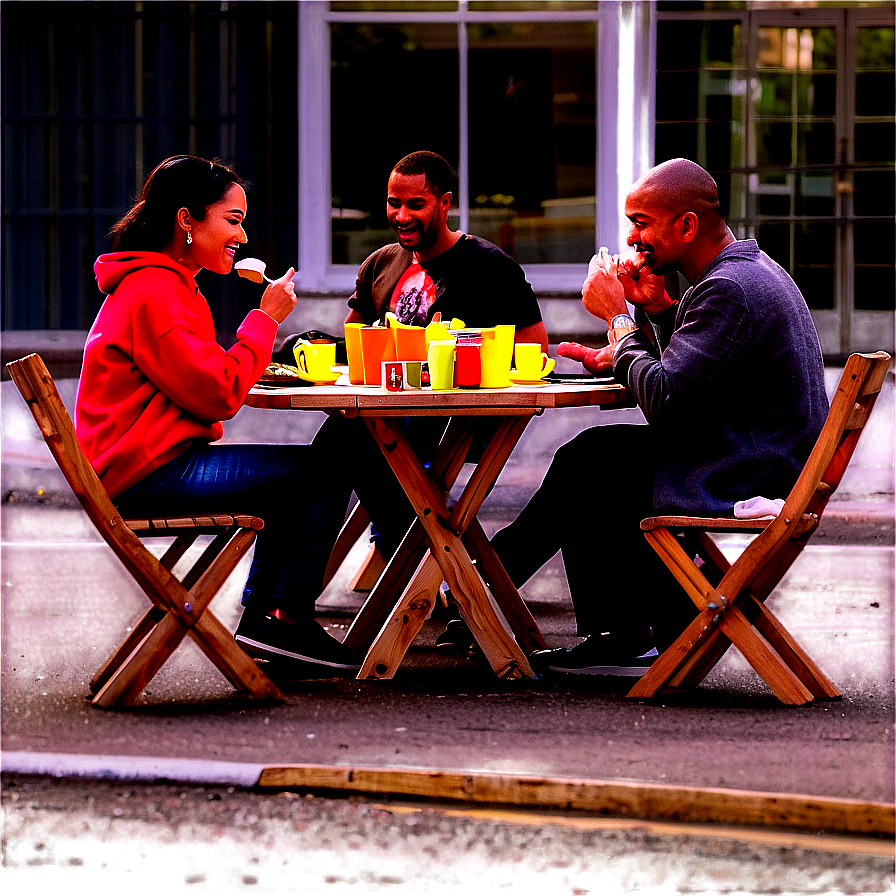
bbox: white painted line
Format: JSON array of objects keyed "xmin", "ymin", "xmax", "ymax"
[
  {"xmin": 0, "ymin": 533, "xmax": 896, "ymax": 553},
  {"xmin": 1, "ymin": 750, "xmax": 265, "ymax": 787}
]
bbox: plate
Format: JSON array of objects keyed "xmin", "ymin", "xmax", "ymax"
[
  {"xmin": 302, "ymin": 370, "xmax": 341, "ymax": 385},
  {"xmin": 509, "ymin": 371, "xmax": 550, "ymax": 385},
  {"xmin": 256, "ymin": 374, "xmax": 312, "ymax": 388}
]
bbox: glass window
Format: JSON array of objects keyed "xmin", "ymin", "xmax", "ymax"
[
  {"xmin": 330, "ymin": 22, "xmax": 459, "ymax": 265},
  {"xmin": 655, "ymin": 19, "xmax": 743, "ymax": 221},
  {"xmin": 467, "ymin": 21, "xmax": 595, "ymax": 263}
]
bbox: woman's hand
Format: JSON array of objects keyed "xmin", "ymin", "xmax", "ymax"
[
  {"xmin": 260, "ymin": 268, "xmax": 297, "ymax": 323},
  {"xmin": 557, "ymin": 342, "xmax": 614, "ymax": 375}
]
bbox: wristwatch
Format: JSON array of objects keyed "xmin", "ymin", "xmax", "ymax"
[{"xmin": 608, "ymin": 313, "xmax": 637, "ymax": 347}]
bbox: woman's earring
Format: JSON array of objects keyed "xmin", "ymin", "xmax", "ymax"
[{"xmin": 186, "ymin": 231, "xmax": 193, "ymax": 246}]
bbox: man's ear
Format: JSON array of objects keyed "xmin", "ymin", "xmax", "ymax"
[
  {"xmin": 440, "ymin": 191, "xmax": 453, "ymax": 211},
  {"xmin": 679, "ymin": 210, "xmax": 699, "ymax": 243}
]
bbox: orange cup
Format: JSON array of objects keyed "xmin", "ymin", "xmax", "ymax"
[
  {"xmin": 359, "ymin": 327, "xmax": 396, "ymax": 385},
  {"xmin": 344, "ymin": 323, "xmax": 365, "ymax": 384},
  {"xmin": 393, "ymin": 326, "xmax": 428, "ymax": 362}
]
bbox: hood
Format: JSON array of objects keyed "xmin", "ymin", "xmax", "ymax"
[{"xmin": 94, "ymin": 251, "xmax": 196, "ymax": 295}]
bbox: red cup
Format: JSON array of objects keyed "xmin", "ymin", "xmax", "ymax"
[{"xmin": 454, "ymin": 341, "xmax": 481, "ymax": 388}]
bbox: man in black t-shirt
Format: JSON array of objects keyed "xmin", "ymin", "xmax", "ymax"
[
  {"xmin": 345, "ymin": 151, "xmax": 547, "ymax": 346},
  {"xmin": 313, "ymin": 151, "xmax": 548, "ymax": 585}
]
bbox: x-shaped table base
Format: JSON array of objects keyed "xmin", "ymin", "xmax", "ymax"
[{"xmin": 343, "ymin": 411, "xmax": 546, "ymax": 679}]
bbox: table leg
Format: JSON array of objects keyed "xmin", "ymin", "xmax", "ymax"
[
  {"xmin": 360, "ymin": 414, "xmax": 536, "ymax": 679},
  {"xmin": 344, "ymin": 418, "xmax": 473, "ymax": 654}
]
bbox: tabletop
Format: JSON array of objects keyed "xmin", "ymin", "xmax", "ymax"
[{"xmin": 245, "ymin": 374, "xmax": 632, "ymax": 414}]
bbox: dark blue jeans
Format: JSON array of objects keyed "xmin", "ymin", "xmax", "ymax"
[{"xmin": 114, "ymin": 442, "xmax": 349, "ymax": 619}]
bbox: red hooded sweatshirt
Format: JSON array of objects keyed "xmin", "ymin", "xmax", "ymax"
[{"xmin": 76, "ymin": 251, "xmax": 278, "ymax": 499}]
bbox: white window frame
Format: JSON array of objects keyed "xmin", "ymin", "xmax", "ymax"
[{"xmin": 296, "ymin": 1, "xmax": 656, "ymax": 298}]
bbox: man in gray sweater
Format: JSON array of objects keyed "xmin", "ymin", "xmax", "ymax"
[{"xmin": 488, "ymin": 158, "xmax": 828, "ymax": 676}]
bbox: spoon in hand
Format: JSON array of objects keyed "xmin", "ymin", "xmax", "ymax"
[{"xmin": 234, "ymin": 257, "xmax": 274, "ymax": 284}]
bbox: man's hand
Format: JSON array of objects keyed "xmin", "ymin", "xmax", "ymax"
[
  {"xmin": 581, "ymin": 254, "xmax": 627, "ymax": 323},
  {"xmin": 557, "ymin": 342, "xmax": 613, "ymax": 375},
  {"xmin": 617, "ymin": 255, "xmax": 671, "ymax": 315}
]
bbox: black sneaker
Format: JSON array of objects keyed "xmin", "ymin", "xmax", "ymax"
[
  {"xmin": 530, "ymin": 633, "xmax": 659, "ymax": 677},
  {"xmin": 235, "ymin": 612, "xmax": 361, "ymax": 670},
  {"xmin": 434, "ymin": 619, "xmax": 477, "ymax": 653}
]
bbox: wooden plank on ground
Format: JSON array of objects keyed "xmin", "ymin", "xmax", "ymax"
[{"xmin": 257, "ymin": 764, "xmax": 895, "ymax": 838}]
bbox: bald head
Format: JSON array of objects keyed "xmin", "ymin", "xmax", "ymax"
[
  {"xmin": 633, "ymin": 158, "xmax": 725, "ymax": 231},
  {"xmin": 624, "ymin": 159, "xmax": 734, "ymax": 281}
]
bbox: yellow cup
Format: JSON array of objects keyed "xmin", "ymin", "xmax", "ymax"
[
  {"xmin": 427, "ymin": 339, "xmax": 456, "ymax": 391},
  {"xmin": 344, "ymin": 323, "xmax": 365, "ymax": 384},
  {"xmin": 513, "ymin": 343, "xmax": 555, "ymax": 380},
  {"xmin": 294, "ymin": 340, "xmax": 336, "ymax": 383},
  {"xmin": 479, "ymin": 325, "xmax": 515, "ymax": 388}
]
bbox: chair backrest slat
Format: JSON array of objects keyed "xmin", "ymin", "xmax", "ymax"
[
  {"xmin": 786, "ymin": 352, "xmax": 890, "ymax": 520},
  {"xmin": 6, "ymin": 353, "xmax": 192, "ymax": 613}
]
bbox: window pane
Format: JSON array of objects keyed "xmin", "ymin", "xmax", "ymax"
[
  {"xmin": 854, "ymin": 222, "xmax": 895, "ymax": 310},
  {"xmin": 330, "ymin": 23, "xmax": 459, "ymax": 265},
  {"xmin": 467, "ymin": 21, "xmax": 595, "ymax": 263},
  {"xmin": 854, "ymin": 170, "xmax": 895, "ymax": 217},
  {"xmin": 655, "ymin": 21, "xmax": 741, "ymax": 220},
  {"xmin": 470, "ymin": 1, "xmax": 598, "ymax": 9},
  {"xmin": 330, "ymin": 2, "xmax": 457, "ymax": 10}
]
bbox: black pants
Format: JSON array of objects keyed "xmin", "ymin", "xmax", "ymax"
[
  {"xmin": 489, "ymin": 424, "xmax": 696, "ymax": 648},
  {"xmin": 312, "ymin": 413, "xmax": 502, "ymax": 561}
]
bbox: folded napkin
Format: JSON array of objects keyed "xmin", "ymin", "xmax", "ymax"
[{"xmin": 733, "ymin": 496, "xmax": 786, "ymax": 520}]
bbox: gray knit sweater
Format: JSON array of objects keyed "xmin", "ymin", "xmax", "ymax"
[{"xmin": 614, "ymin": 240, "xmax": 828, "ymax": 515}]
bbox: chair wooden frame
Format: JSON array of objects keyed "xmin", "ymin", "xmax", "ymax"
[
  {"xmin": 6, "ymin": 353, "xmax": 284, "ymax": 709},
  {"xmin": 628, "ymin": 351, "xmax": 891, "ymax": 705}
]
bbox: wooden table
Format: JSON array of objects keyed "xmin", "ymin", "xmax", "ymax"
[{"xmin": 246, "ymin": 377, "xmax": 632, "ymax": 680}]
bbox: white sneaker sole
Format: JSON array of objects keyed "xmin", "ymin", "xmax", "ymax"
[
  {"xmin": 543, "ymin": 663, "xmax": 653, "ymax": 677},
  {"xmin": 235, "ymin": 635, "xmax": 361, "ymax": 670}
]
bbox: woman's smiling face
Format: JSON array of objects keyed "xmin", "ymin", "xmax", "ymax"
[{"xmin": 186, "ymin": 183, "xmax": 248, "ymax": 274}]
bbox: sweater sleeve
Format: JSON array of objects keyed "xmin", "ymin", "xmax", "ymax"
[
  {"xmin": 131, "ymin": 281, "xmax": 278, "ymax": 423},
  {"xmin": 614, "ymin": 278, "xmax": 752, "ymax": 423}
]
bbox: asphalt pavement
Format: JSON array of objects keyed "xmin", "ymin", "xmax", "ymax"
[{"xmin": 1, "ymin": 362, "xmax": 894, "ymax": 893}]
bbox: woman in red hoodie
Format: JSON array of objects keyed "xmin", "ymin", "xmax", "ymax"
[{"xmin": 76, "ymin": 155, "xmax": 359, "ymax": 673}]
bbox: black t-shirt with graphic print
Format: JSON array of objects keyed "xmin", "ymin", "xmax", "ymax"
[{"xmin": 348, "ymin": 233, "xmax": 543, "ymax": 330}]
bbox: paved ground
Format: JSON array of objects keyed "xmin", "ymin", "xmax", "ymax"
[{"xmin": 1, "ymin": 365, "xmax": 894, "ymax": 893}]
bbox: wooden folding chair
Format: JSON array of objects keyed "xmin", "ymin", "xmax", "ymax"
[
  {"xmin": 6, "ymin": 353, "xmax": 284, "ymax": 709},
  {"xmin": 628, "ymin": 351, "xmax": 891, "ymax": 706}
]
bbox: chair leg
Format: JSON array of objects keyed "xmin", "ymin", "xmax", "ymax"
[
  {"xmin": 190, "ymin": 612, "xmax": 284, "ymax": 701},
  {"xmin": 750, "ymin": 599, "xmax": 841, "ymax": 699},
  {"xmin": 91, "ymin": 610, "xmax": 188, "ymax": 708},
  {"xmin": 322, "ymin": 501, "xmax": 371, "ymax": 589},
  {"xmin": 349, "ymin": 542, "xmax": 388, "ymax": 592},
  {"xmin": 717, "ymin": 605, "xmax": 816, "ymax": 705},
  {"xmin": 89, "ymin": 605, "xmax": 165, "ymax": 694}
]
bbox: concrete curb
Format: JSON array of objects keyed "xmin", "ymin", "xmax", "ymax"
[{"xmin": 3, "ymin": 751, "xmax": 893, "ymax": 839}]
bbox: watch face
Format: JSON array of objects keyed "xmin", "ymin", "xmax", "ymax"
[{"xmin": 611, "ymin": 314, "xmax": 634, "ymax": 329}]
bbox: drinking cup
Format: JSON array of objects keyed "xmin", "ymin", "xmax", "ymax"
[
  {"xmin": 344, "ymin": 322, "xmax": 365, "ymax": 384},
  {"xmin": 513, "ymin": 343, "xmax": 555, "ymax": 380},
  {"xmin": 359, "ymin": 326, "xmax": 396, "ymax": 386},
  {"xmin": 427, "ymin": 339, "xmax": 456, "ymax": 391},
  {"xmin": 293, "ymin": 340, "xmax": 336, "ymax": 383},
  {"xmin": 479, "ymin": 325, "xmax": 515, "ymax": 388},
  {"xmin": 404, "ymin": 361, "xmax": 423, "ymax": 390},
  {"xmin": 454, "ymin": 341, "xmax": 481, "ymax": 388},
  {"xmin": 393, "ymin": 325, "xmax": 428, "ymax": 362}
]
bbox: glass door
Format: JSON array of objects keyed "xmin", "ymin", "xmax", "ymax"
[{"xmin": 748, "ymin": 7, "xmax": 894, "ymax": 355}]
